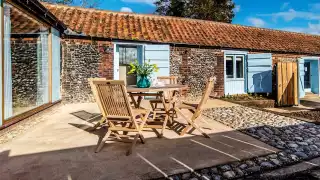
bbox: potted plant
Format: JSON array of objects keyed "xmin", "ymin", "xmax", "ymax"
[{"xmin": 128, "ymin": 60, "xmax": 159, "ymax": 88}]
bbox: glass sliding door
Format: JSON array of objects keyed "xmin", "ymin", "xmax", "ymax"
[{"xmin": 3, "ymin": 2, "xmax": 49, "ymax": 119}]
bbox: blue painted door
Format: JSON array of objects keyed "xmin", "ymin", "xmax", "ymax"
[
  {"xmin": 247, "ymin": 53, "xmax": 272, "ymax": 93},
  {"xmin": 299, "ymin": 59, "xmax": 305, "ymax": 98},
  {"xmin": 311, "ymin": 60, "xmax": 319, "ymax": 94},
  {"xmin": 144, "ymin": 45, "xmax": 170, "ymax": 76}
]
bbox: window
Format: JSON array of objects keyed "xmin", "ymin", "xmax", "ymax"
[
  {"xmin": 226, "ymin": 55, "xmax": 244, "ymax": 79},
  {"xmin": 226, "ymin": 56, "xmax": 234, "ymax": 78},
  {"xmin": 3, "ymin": 3, "xmax": 49, "ymax": 119},
  {"xmin": 236, "ymin": 56, "xmax": 244, "ymax": 78},
  {"xmin": 119, "ymin": 46, "xmax": 138, "ymax": 65}
]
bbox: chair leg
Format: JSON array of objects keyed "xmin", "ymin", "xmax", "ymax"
[
  {"xmin": 95, "ymin": 130, "xmax": 112, "ymax": 153},
  {"xmin": 190, "ymin": 120, "xmax": 210, "ymax": 138},
  {"xmin": 175, "ymin": 108, "xmax": 210, "ymax": 138},
  {"xmin": 161, "ymin": 115, "xmax": 169, "ymax": 138},
  {"xmin": 175, "ymin": 108, "xmax": 191, "ymax": 136},
  {"xmin": 180, "ymin": 125, "xmax": 192, "ymax": 136},
  {"xmin": 150, "ymin": 101, "xmax": 155, "ymax": 110},
  {"xmin": 139, "ymin": 133, "xmax": 146, "ymax": 144},
  {"xmin": 127, "ymin": 134, "xmax": 139, "ymax": 156}
]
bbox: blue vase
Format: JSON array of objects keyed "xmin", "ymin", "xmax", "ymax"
[{"xmin": 137, "ymin": 75, "xmax": 151, "ymax": 88}]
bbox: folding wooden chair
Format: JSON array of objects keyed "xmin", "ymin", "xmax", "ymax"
[
  {"xmin": 174, "ymin": 77, "xmax": 215, "ymax": 138},
  {"xmin": 149, "ymin": 76, "xmax": 178, "ymax": 120},
  {"xmin": 88, "ymin": 78, "xmax": 150, "ymax": 155}
]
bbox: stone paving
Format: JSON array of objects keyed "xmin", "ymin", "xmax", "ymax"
[{"xmin": 2, "ymin": 101, "xmax": 320, "ymax": 180}]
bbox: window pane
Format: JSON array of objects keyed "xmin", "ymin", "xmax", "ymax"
[
  {"xmin": 236, "ymin": 56, "xmax": 244, "ymax": 78},
  {"xmin": 226, "ymin": 56, "xmax": 234, "ymax": 78},
  {"xmin": 4, "ymin": 3, "xmax": 49, "ymax": 119},
  {"xmin": 119, "ymin": 46, "xmax": 138, "ymax": 65}
]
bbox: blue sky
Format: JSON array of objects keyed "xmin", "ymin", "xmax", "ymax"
[{"xmin": 75, "ymin": 0, "xmax": 320, "ymax": 35}]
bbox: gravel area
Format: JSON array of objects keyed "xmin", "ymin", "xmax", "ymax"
[{"xmin": 161, "ymin": 106, "xmax": 320, "ymax": 180}]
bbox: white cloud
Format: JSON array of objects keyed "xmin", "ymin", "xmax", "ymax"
[
  {"xmin": 281, "ymin": 22, "xmax": 320, "ymax": 35},
  {"xmin": 281, "ymin": 2, "xmax": 290, "ymax": 10},
  {"xmin": 260, "ymin": 9, "xmax": 320, "ymax": 22},
  {"xmin": 120, "ymin": 7, "xmax": 133, "ymax": 13},
  {"xmin": 247, "ymin": 17, "xmax": 265, "ymax": 27},
  {"xmin": 234, "ymin": 5, "xmax": 241, "ymax": 13},
  {"xmin": 121, "ymin": 0, "xmax": 156, "ymax": 6}
]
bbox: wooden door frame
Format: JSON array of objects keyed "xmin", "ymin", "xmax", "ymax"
[{"xmin": 223, "ymin": 51, "xmax": 247, "ymax": 95}]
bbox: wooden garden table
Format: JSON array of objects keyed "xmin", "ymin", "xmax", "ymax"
[
  {"xmin": 126, "ymin": 84, "xmax": 188, "ymax": 109},
  {"xmin": 127, "ymin": 84, "xmax": 188, "ymax": 134}
]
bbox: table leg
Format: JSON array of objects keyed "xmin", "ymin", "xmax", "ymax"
[
  {"xmin": 129, "ymin": 93, "xmax": 138, "ymax": 108},
  {"xmin": 137, "ymin": 96, "xmax": 143, "ymax": 108}
]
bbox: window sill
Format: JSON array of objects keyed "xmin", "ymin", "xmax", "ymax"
[{"xmin": 226, "ymin": 78, "xmax": 245, "ymax": 81}]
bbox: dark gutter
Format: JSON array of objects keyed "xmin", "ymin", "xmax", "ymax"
[
  {"xmin": 10, "ymin": 0, "xmax": 67, "ymax": 33},
  {"xmin": 64, "ymin": 34, "xmax": 320, "ymax": 57}
]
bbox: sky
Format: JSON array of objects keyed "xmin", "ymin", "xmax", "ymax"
[{"xmin": 74, "ymin": 0, "xmax": 320, "ymax": 35}]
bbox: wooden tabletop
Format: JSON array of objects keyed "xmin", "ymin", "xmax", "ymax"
[{"xmin": 127, "ymin": 84, "xmax": 188, "ymax": 93}]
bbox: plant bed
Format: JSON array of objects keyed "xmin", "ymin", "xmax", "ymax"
[
  {"xmin": 220, "ymin": 94, "xmax": 275, "ymax": 108},
  {"xmin": 287, "ymin": 110, "xmax": 320, "ymax": 123}
]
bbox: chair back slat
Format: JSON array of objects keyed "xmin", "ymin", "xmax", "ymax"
[
  {"xmin": 157, "ymin": 76, "xmax": 178, "ymax": 85},
  {"xmin": 90, "ymin": 79, "xmax": 133, "ymax": 118},
  {"xmin": 157, "ymin": 76, "xmax": 178, "ymax": 99},
  {"xmin": 193, "ymin": 77, "xmax": 215, "ymax": 117}
]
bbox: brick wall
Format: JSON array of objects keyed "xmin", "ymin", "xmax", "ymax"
[
  {"xmin": 61, "ymin": 38, "xmax": 113, "ymax": 103},
  {"xmin": 170, "ymin": 47, "xmax": 224, "ymax": 97}
]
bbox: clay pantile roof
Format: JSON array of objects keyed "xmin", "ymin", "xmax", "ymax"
[
  {"xmin": 43, "ymin": 3, "xmax": 320, "ymax": 55},
  {"xmin": 11, "ymin": 6, "xmax": 44, "ymax": 34}
]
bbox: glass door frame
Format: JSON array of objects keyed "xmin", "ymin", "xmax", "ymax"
[
  {"xmin": 304, "ymin": 61, "xmax": 311, "ymax": 92},
  {"xmin": 0, "ymin": 1, "xmax": 60, "ymax": 128}
]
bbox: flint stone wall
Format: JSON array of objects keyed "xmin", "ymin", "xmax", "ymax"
[
  {"xmin": 170, "ymin": 47, "xmax": 224, "ymax": 97},
  {"xmin": 61, "ymin": 39, "xmax": 113, "ymax": 103},
  {"xmin": 11, "ymin": 38, "xmax": 38, "ymax": 107}
]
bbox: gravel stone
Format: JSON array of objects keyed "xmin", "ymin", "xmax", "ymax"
[
  {"xmin": 223, "ymin": 171, "xmax": 236, "ymax": 179},
  {"xmin": 245, "ymin": 160, "xmax": 255, "ymax": 167},
  {"xmin": 210, "ymin": 167, "xmax": 219, "ymax": 174},
  {"xmin": 260, "ymin": 162, "xmax": 274, "ymax": 168},
  {"xmin": 294, "ymin": 152, "xmax": 308, "ymax": 159},
  {"xmin": 239, "ymin": 164, "xmax": 248, "ymax": 170},
  {"xmin": 297, "ymin": 142, "xmax": 308, "ymax": 146},
  {"xmin": 220, "ymin": 165, "xmax": 231, "ymax": 171},
  {"xmin": 288, "ymin": 143, "xmax": 299, "ymax": 148},
  {"xmin": 234, "ymin": 168, "xmax": 244, "ymax": 176},
  {"xmin": 246, "ymin": 166, "xmax": 261, "ymax": 173},
  {"xmin": 270, "ymin": 158, "xmax": 282, "ymax": 166},
  {"xmin": 211, "ymin": 174, "xmax": 222, "ymax": 180}
]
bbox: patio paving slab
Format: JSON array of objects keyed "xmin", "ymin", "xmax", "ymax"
[{"xmin": 0, "ymin": 102, "xmax": 275, "ymax": 180}]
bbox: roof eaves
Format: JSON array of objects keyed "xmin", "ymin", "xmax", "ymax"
[{"xmin": 11, "ymin": 0, "xmax": 67, "ymax": 33}]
